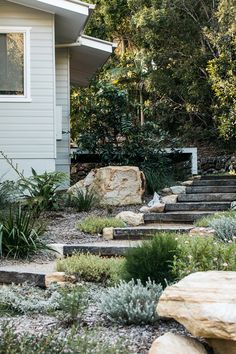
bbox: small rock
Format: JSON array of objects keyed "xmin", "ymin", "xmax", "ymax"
[
  {"xmin": 170, "ymin": 186, "xmax": 186, "ymax": 194},
  {"xmin": 45, "ymin": 272, "xmax": 76, "ymax": 287},
  {"xmin": 161, "ymin": 195, "xmax": 178, "ymax": 204},
  {"xmin": 149, "ymin": 203, "xmax": 165, "ymax": 213},
  {"xmin": 181, "ymin": 180, "xmax": 193, "ymax": 186},
  {"xmin": 140, "ymin": 206, "xmax": 150, "ymax": 213},
  {"xmin": 231, "ymin": 201, "xmax": 236, "ymax": 210},
  {"xmin": 103, "ymin": 227, "xmax": 114, "ymax": 240},
  {"xmin": 161, "ymin": 187, "xmax": 172, "ymax": 195},
  {"xmin": 149, "ymin": 333, "xmax": 208, "ymax": 354},
  {"xmin": 116, "ymin": 211, "xmax": 144, "ymax": 226},
  {"xmin": 189, "ymin": 227, "xmax": 215, "ymax": 237}
]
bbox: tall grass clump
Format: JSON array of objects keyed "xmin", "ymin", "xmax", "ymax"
[
  {"xmin": 67, "ymin": 188, "xmax": 98, "ymax": 212},
  {"xmin": 0, "ymin": 207, "xmax": 47, "ymax": 259},
  {"xmin": 124, "ymin": 233, "xmax": 179, "ymax": 286},
  {"xmin": 77, "ymin": 216, "xmax": 126, "ymax": 234}
]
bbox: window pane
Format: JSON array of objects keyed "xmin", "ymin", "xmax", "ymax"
[{"xmin": 0, "ymin": 33, "xmax": 24, "ymax": 95}]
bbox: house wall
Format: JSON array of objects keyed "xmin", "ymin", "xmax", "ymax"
[
  {"xmin": 0, "ymin": 0, "xmax": 56, "ymax": 181},
  {"xmin": 55, "ymin": 48, "xmax": 70, "ymax": 176}
]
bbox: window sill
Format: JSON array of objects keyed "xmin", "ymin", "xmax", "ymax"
[{"xmin": 0, "ymin": 97, "xmax": 32, "ymax": 103}]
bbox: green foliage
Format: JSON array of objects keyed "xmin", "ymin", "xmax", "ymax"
[
  {"xmin": 19, "ymin": 168, "xmax": 67, "ymax": 214},
  {"xmin": 194, "ymin": 210, "xmax": 236, "ymax": 227},
  {"xmin": 143, "ymin": 163, "xmax": 173, "ymax": 194},
  {"xmin": 209, "ymin": 216, "xmax": 236, "ymax": 242},
  {"xmin": 0, "ymin": 181, "xmax": 18, "ymax": 210},
  {"xmin": 0, "ymin": 207, "xmax": 47, "ymax": 259},
  {"xmin": 56, "ymin": 253, "xmax": 126, "ymax": 284},
  {"xmin": 172, "ymin": 236, "xmax": 236, "ymax": 280},
  {"xmin": 76, "ymin": 216, "xmax": 126, "ymax": 234},
  {"xmin": 56, "ymin": 285, "xmax": 87, "ymax": 325},
  {"xmin": 0, "ymin": 323, "xmax": 130, "ymax": 354},
  {"xmin": 206, "ymin": 0, "xmax": 236, "ymax": 141},
  {"xmin": 67, "ymin": 188, "xmax": 98, "ymax": 212},
  {"xmin": 124, "ymin": 233, "xmax": 179, "ymax": 286},
  {"xmin": 100, "ymin": 279, "xmax": 162, "ymax": 325}
]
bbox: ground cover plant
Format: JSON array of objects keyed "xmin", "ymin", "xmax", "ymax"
[
  {"xmin": 124, "ymin": 233, "xmax": 179, "ymax": 287},
  {"xmin": 194, "ymin": 210, "xmax": 236, "ymax": 227},
  {"xmin": 100, "ymin": 279, "xmax": 162, "ymax": 325},
  {"xmin": 0, "ymin": 323, "xmax": 129, "ymax": 354},
  {"xmin": 209, "ymin": 217, "xmax": 236, "ymax": 242},
  {"xmin": 172, "ymin": 236, "xmax": 236, "ymax": 280},
  {"xmin": 56, "ymin": 253, "xmax": 126, "ymax": 284},
  {"xmin": 76, "ymin": 216, "xmax": 126, "ymax": 234}
]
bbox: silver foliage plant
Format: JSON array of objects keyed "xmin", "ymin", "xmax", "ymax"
[
  {"xmin": 100, "ymin": 279, "xmax": 163, "ymax": 325},
  {"xmin": 210, "ymin": 216, "xmax": 236, "ymax": 242}
]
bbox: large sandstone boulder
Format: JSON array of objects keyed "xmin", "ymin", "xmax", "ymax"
[
  {"xmin": 157, "ymin": 271, "xmax": 236, "ymax": 354},
  {"xmin": 149, "ymin": 333, "xmax": 208, "ymax": 354},
  {"xmin": 68, "ymin": 166, "xmax": 145, "ymax": 206}
]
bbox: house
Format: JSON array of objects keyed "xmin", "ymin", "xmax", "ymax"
[{"xmin": 0, "ymin": 0, "xmax": 115, "ymax": 181}]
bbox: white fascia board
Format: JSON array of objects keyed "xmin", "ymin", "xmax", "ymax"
[
  {"xmin": 56, "ymin": 35, "xmax": 116, "ymax": 53},
  {"xmin": 7, "ymin": 0, "xmax": 94, "ymax": 15}
]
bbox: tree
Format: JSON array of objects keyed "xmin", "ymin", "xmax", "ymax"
[{"xmin": 207, "ymin": 0, "xmax": 236, "ymax": 141}]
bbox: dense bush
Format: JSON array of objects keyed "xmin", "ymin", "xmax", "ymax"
[
  {"xmin": 100, "ymin": 279, "xmax": 162, "ymax": 325},
  {"xmin": 0, "ymin": 207, "xmax": 48, "ymax": 259},
  {"xmin": 124, "ymin": 233, "xmax": 179, "ymax": 286},
  {"xmin": 67, "ymin": 188, "xmax": 98, "ymax": 212},
  {"xmin": 0, "ymin": 323, "xmax": 129, "ymax": 354},
  {"xmin": 209, "ymin": 217, "xmax": 236, "ymax": 242},
  {"xmin": 56, "ymin": 253, "xmax": 126, "ymax": 284},
  {"xmin": 172, "ymin": 236, "xmax": 236, "ymax": 280},
  {"xmin": 77, "ymin": 216, "xmax": 126, "ymax": 234}
]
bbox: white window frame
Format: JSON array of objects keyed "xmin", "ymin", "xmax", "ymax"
[{"xmin": 0, "ymin": 26, "xmax": 31, "ymax": 102}]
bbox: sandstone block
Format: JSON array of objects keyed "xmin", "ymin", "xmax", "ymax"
[
  {"xmin": 45, "ymin": 272, "xmax": 76, "ymax": 287},
  {"xmin": 149, "ymin": 203, "xmax": 165, "ymax": 213},
  {"xmin": 68, "ymin": 166, "xmax": 145, "ymax": 206},
  {"xmin": 189, "ymin": 227, "xmax": 215, "ymax": 237},
  {"xmin": 149, "ymin": 333, "xmax": 208, "ymax": 354},
  {"xmin": 103, "ymin": 227, "xmax": 114, "ymax": 240},
  {"xmin": 157, "ymin": 271, "xmax": 236, "ymax": 354},
  {"xmin": 161, "ymin": 195, "xmax": 178, "ymax": 204},
  {"xmin": 170, "ymin": 185, "xmax": 186, "ymax": 194},
  {"xmin": 116, "ymin": 211, "xmax": 144, "ymax": 226}
]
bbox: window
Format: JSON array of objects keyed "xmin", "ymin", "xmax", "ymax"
[{"xmin": 0, "ymin": 27, "xmax": 31, "ymax": 102}]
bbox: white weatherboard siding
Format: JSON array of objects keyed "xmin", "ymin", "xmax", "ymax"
[
  {"xmin": 0, "ymin": 0, "xmax": 56, "ymax": 179},
  {"xmin": 55, "ymin": 48, "xmax": 70, "ymax": 176}
]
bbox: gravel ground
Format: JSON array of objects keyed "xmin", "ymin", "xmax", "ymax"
[
  {"xmin": 0, "ymin": 283, "xmax": 189, "ymax": 354},
  {"xmin": 42, "ymin": 204, "xmax": 142, "ymax": 244}
]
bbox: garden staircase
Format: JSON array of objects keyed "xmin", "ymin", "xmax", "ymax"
[{"xmin": 113, "ymin": 175, "xmax": 236, "ymax": 240}]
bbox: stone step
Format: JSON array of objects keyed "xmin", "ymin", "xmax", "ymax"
[
  {"xmin": 186, "ymin": 186, "xmax": 236, "ymax": 194},
  {"xmin": 113, "ymin": 225, "xmax": 193, "ymax": 240},
  {"xmin": 165, "ymin": 202, "xmax": 231, "ymax": 212},
  {"xmin": 178, "ymin": 193, "xmax": 236, "ymax": 202},
  {"xmin": 144, "ymin": 211, "xmax": 214, "ymax": 224},
  {"xmin": 199, "ymin": 175, "xmax": 236, "ymax": 180},
  {"xmin": 193, "ymin": 179, "xmax": 236, "ymax": 186}
]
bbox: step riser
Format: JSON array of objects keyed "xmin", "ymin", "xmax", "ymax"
[
  {"xmin": 144, "ymin": 213, "xmax": 212, "ymax": 224},
  {"xmin": 193, "ymin": 180, "xmax": 236, "ymax": 186},
  {"xmin": 165, "ymin": 203, "xmax": 231, "ymax": 212},
  {"xmin": 114, "ymin": 228, "xmax": 191, "ymax": 240},
  {"xmin": 199, "ymin": 176, "xmax": 236, "ymax": 180},
  {"xmin": 187, "ymin": 186, "xmax": 236, "ymax": 194},
  {"xmin": 178, "ymin": 193, "xmax": 236, "ymax": 202}
]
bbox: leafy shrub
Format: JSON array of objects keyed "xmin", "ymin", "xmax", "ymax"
[
  {"xmin": 18, "ymin": 168, "xmax": 67, "ymax": 214},
  {"xmin": 209, "ymin": 216, "xmax": 236, "ymax": 242},
  {"xmin": 77, "ymin": 216, "xmax": 126, "ymax": 234},
  {"xmin": 124, "ymin": 233, "xmax": 179, "ymax": 286},
  {"xmin": 100, "ymin": 279, "xmax": 162, "ymax": 325},
  {"xmin": 0, "ymin": 207, "xmax": 48, "ymax": 259},
  {"xmin": 0, "ymin": 181, "xmax": 19, "ymax": 210},
  {"xmin": 194, "ymin": 210, "xmax": 236, "ymax": 227},
  {"xmin": 67, "ymin": 188, "xmax": 98, "ymax": 211},
  {"xmin": 56, "ymin": 253, "xmax": 125, "ymax": 284},
  {"xmin": 172, "ymin": 236, "xmax": 236, "ymax": 280},
  {"xmin": 143, "ymin": 165, "xmax": 173, "ymax": 194},
  {"xmin": 56, "ymin": 285, "xmax": 87, "ymax": 325},
  {"xmin": 0, "ymin": 323, "xmax": 130, "ymax": 354},
  {"xmin": 0, "ymin": 283, "xmax": 60, "ymax": 315}
]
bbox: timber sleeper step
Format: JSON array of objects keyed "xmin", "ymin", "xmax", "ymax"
[{"xmin": 165, "ymin": 202, "xmax": 231, "ymax": 212}]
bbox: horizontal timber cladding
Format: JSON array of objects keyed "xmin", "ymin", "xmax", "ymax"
[
  {"xmin": 0, "ymin": 0, "xmax": 56, "ymax": 161},
  {"xmin": 55, "ymin": 48, "xmax": 71, "ymax": 175}
]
